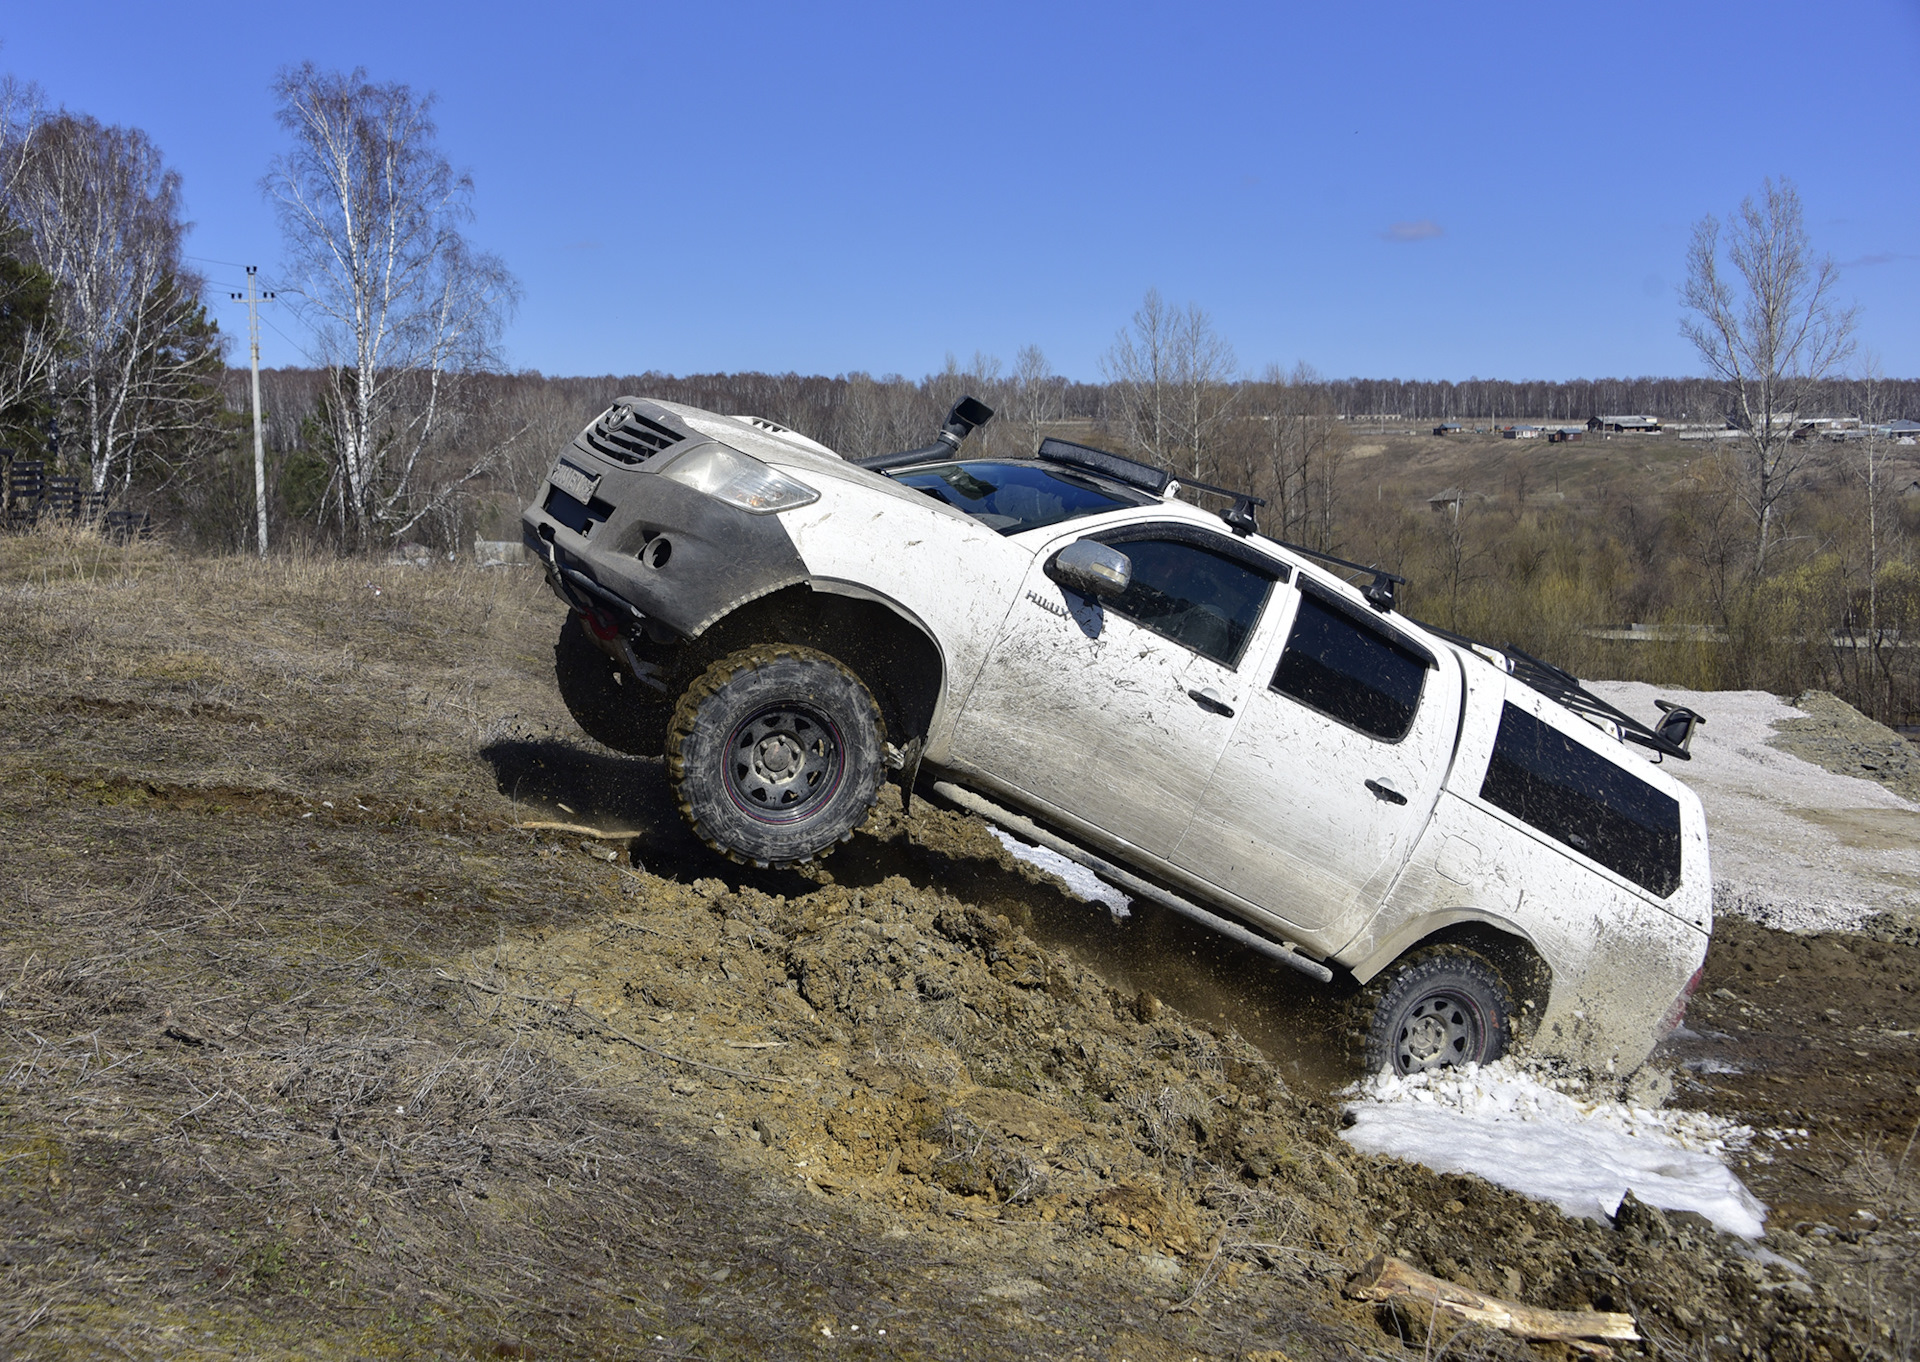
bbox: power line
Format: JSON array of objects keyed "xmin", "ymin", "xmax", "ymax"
[{"xmin": 258, "ymin": 312, "xmax": 319, "ymax": 365}]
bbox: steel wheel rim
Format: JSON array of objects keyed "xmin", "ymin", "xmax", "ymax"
[
  {"xmin": 1395, "ymin": 990, "xmax": 1484, "ymax": 1073},
  {"xmin": 723, "ymin": 703, "xmax": 846, "ymax": 824}
]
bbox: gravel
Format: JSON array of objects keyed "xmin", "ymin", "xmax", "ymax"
[{"xmin": 1590, "ymin": 682, "xmax": 1920, "ymax": 935}]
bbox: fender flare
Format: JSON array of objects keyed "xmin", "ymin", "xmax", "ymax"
[{"xmin": 1341, "ymin": 907, "xmax": 1550, "ymax": 990}]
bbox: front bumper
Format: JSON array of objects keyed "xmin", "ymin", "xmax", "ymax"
[{"xmin": 521, "ymin": 458, "xmax": 809, "ymax": 640}]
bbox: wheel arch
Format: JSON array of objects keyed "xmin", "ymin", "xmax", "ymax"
[
  {"xmin": 691, "ymin": 582, "xmax": 947, "ymax": 746},
  {"xmin": 1346, "ymin": 913, "xmax": 1553, "ymax": 1022}
]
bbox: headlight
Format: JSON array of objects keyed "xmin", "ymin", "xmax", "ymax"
[{"xmin": 655, "ymin": 443, "xmax": 819, "ymax": 514}]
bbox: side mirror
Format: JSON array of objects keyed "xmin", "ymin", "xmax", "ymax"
[
  {"xmin": 1654, "ymin": 700, "xmax": 1704, "ymax": 753},
  {"xmin": 1046, "ymin": 540, "xmax": 1131, "ymax": 599}
]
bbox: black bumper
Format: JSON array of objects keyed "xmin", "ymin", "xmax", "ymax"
[{"xmin": 521, "ymin": 466, "xmax": 808, "ymax": 640}]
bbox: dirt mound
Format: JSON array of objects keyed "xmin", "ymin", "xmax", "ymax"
[
  {"xmin": 1775, "ymin": 690, "xmax": 1920, "ymax": 805},
  {"xmin": 486, "ymin": 795, "xmax": 1892, "ymax": 1360}
]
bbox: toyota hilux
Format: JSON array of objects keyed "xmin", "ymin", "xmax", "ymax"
[{"xmin": 521, "ymin": 396, "xmax": 1712, "ymax": 1076}]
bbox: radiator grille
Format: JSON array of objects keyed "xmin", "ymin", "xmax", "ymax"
[{"xmin": 581, "ymin": 403, "xmax": 685, "ymax": 465}]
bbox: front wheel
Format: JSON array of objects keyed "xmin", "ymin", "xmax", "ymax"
[
  {"xmin": 666, "ymin": 644, "xmax": 886, "ymax": 868},
  {"xmin": 1358, "ymin": 949, "xmax": 1514, "ymax": 1076}
]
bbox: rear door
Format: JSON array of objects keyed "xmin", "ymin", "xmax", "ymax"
[
  {"xmin": 1172, "ymin": 580, "xmax": 1463, "ymax": 937},
  {"xmin": 945, "ymin": 524, "xmax": 1283, "ymax": 860}
]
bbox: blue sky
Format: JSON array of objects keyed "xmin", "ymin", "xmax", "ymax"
[{"xmin": 5, "ymin": 1, "xmax": 1915, "ymax": 382}]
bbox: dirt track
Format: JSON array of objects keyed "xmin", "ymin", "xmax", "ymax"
[{"xmin": 1, "ymin": 541, "xmax": 1916, "ymax": 1360}]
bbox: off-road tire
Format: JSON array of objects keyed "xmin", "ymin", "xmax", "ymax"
[
  {"xmin": 1356, "ymin": 948, "xmax": 1514, "ymax": 1076},
  {"xmin": 666, "ymin": 644, "xmax": 886, "ymax": 868},
  {"xmin": 553, "ymin": 612, "xmax": 672, "ymax": 755}
]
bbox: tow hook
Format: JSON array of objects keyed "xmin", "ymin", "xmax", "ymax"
[{"xmin": 578, "ymin": 609, "xmax": 668, "ymax": 694}]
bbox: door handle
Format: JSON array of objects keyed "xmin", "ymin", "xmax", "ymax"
[
  {"xmin": 1187, "ymin": 687, "xmax": 1234, "ymax": 718},
  {"xmin": 1365, "ymin": 779, "xmax": 1408, "ymax": 805}
]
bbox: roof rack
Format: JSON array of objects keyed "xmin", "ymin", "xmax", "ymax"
[
  {"xmin": 1409, "ymin": 619, "xmax": 1700, "ymax": 761},
  {"xmin": 1267, "ymin": 538, "xmax": 1406, "ymax": 612},
  {"xmin": 1177, "ymin": 478, "xmax": 1266, "ymax": 537}
]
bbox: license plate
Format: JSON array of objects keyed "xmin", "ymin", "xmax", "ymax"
[{"xmin": 549, "ymin": 461, "xmax": 600, "ymax": 504}]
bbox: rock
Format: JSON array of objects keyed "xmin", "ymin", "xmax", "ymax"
[
  {"xmin": 1139, "ymin": 1252, "xmax": 1182, "ymax": 1284},
  {"xmin": 1614, "ymin": 1191, "xmax": 1671, "ymax": 1243}
]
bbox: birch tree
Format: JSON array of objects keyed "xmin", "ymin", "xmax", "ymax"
[
  {"xmin": 1680, "ymin": 178, "xmax": 1856, "ymax": 573},
  {"xmin": 266, "ymin": 64, "xmax": 518, "ymax": 548},
  {"xmin": 1, "ymin": 103, "xmax": 225, "ymax": 494},
  {"xmin": 0, "ymin": 78, "xmax": 59, "ymax": 443},
  {"xmin": 1101, "ymin": 288, "xmax": 1237, "ymax": 477}
]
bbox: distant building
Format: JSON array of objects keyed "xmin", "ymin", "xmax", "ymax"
[
  {"xmin": 1502, "ymin": 425, "xmax": 1542, "ymax": 439},
  {"xmin": 1428, "ymin": 488, "xmax": 1465, "ymax": 514},
  {"xmin": 1432, "ymin": 423, "xmax": 1465, "ymax": 436},
  {"xmin": 1547, "ymin": 428, "xmax": 1584, "ymax": 443},
  {"xmin": 1588, "ymin": 415, "xmax": 1662, "ymax": 433}
]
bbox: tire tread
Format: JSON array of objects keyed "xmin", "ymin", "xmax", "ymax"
[{"xmin": 665, "ymin": 643, "xmax": 884, "ymax": 869}]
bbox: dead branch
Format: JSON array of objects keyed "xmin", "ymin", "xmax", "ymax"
[
  {"xmin": 1346, "ymin": 1255, "xmax": 1639, "ymax": 1354},
  {"xmin": 514, "ymin": 820, "xmax": 639, "ymax": 840}
]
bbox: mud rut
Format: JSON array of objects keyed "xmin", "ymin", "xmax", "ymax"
[{"xmin": 0, "ymin": 547, "xmax": 1915, "ymax": 1361}]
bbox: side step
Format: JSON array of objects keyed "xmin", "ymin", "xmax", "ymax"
[{"xmin": 929, "ymin": 780, "xmax": 1336, "ymax": 984}]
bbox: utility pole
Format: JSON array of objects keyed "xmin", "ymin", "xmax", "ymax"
[{"xmin": 231, "ymin": 268, "xmax": 275, "ymax": 557}]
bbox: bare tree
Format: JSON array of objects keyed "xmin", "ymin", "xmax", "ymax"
[
  {"xmin": 831, "ymin": 371, "xmax": 923, "ymax": 459},
  {"xmin": 1101, "ymin": 288, "xmax": 1238, "ymax": 477},
  {"xmin": 1257, "ymin": 362, "xmax": 1346, "ymax": 550},
  {"xmin": 1848, "ymin": 357, "xmax": 1904, "ymax": 716},
  {"xmin": 266, "ymin": 63, "xmax": 518, "ymax": 548},
  {"xmin": 1009, "ymin": 344, "xmax": 1063, "ymax": 452},
  {"xmin": 0, "ymin": 77, "xmax": 60, "ymax": 442},
  {"xmin": 2, "ymin": 103, "xmax": 227, "ymax": 495},
  {"xmin": 1680, "ymin": 177, "xmax": 1856, "ymax": 572}
]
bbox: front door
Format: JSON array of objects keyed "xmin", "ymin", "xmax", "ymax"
[
  {"xmin": 947, "ymin": 526, "xmax": 1282, "ymax": 860},
  {"xmin": 1172, "ymin": 581, "xmax": 1462, "ymax": 937}
]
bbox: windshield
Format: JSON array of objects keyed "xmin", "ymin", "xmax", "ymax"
[{"xmin": 891, "ymin": 461, "xmax": 1148, "ymax": 534}]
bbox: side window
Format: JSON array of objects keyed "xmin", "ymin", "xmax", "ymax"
[
  {"xmin": 1479, "ymin": 702, "xmax": 1682, "ymax": 897},
  {"xmin": 1103, "ymin": 539, "xmax": 1273, "ymax": 667},
  {"xmin": 1270, "ymin": 590, "xmax": 1429, "ymax": 740}
]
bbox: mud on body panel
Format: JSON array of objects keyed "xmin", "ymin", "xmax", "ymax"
[{"xmin": 1345, "ymin": 789, "xmax": 1708, "ymax": 1071}]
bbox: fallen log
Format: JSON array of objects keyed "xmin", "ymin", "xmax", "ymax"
[{"xmin": 1347, "ymin": 1255, "xmax": 1638, "ymax": 1355}]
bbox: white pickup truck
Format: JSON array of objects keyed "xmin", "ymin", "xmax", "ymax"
[{"xmin": 522, "ymin": 396, "xmax": 1712, "ymax": 1076}]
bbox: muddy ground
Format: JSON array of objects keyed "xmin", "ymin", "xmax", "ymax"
[{"xmin": 2, "ymin": 538, "xmax": 1916, "ymax": 1360}]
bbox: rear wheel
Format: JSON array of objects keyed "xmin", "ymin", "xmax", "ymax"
[
  {"xmin": 666, "ymin": 644, "xmax": 886, "ymax": 868},
  {"xmin": 1358, "ymin": 949, "xmax": 1514, "ymax": 1075},
  {"xmin": 554, "ymin": 612, "xmax": 671, "ymax": 755}
]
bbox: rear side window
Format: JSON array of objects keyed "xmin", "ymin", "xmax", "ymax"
[
  {"xmin": 1480, "ymin": 702, "xmax": 1682, "ymax": 898},
  {"xmin": 1104, "ymin": 539, "xmax": 1274, "ymax": 667},
  {"xmin": 1270, "ymin": 591, "xmax": 1429, "ymax": 740}
]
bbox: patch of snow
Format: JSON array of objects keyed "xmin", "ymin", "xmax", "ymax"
[
  {"xmin": 1590, "ymin": 682, "xmax": 1920, "ymax": 933},
  {"xmin": 1735, "ymin": 1242, "xmax": 1809, "ymax": 1276},
  {"xmin": 988, "ymin": 827, "xmax": 1131, "ymax": 918},
  {"xmin": 1341, "ymin": 1060, "xmax": 1767, "ymax": 1238}
]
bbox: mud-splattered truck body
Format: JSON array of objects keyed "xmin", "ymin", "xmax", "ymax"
[{"xmin": 522, "ymin": 396, "xmax": 1711, "ymax": 1075}]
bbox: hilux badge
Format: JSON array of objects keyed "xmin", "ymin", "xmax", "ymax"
[
  {"xmin": 1025, "ymin": 589, "xmax": 1068, "ymax": 618},
  {"xmin": 549, "ymin": 461, "xmax": 600, "ymax": 504}
]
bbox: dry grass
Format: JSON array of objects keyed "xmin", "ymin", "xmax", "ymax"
[{"xmin": 0, "ymin": 535, "xmax": 1387, "ymax": 1360}]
